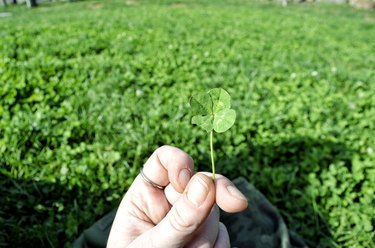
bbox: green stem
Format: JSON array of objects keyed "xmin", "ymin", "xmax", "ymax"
[{"xmin": 210, "ymin": 130, "xmax": 215, "ymax": 181}]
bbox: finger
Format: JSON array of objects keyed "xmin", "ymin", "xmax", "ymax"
[
  {"xmin": 213, "ymin": 223, "xmax": 230, "ymax": 248},
  {"xmin": 108, "ymin": 146, "xmax": 194, "ymax": 247},
  {"xmin": 128, "ymin": 174, "xmax": 215, "ymax": 248},
  {"xmin": 185, "ymin": 204, "xmax": 220, "ymax": 248},
  {"xmin": 166, "ymin": 172, "xmax": 248, "ymax": 213},
  {"xmin": 165, "ymin": 183, "xmax": 182, "ymax": 206},
  {"xmin": 142, "ymin": 145, "xmax": 194, "ymax": 193},
  {"xmin": 201, "ymin": 172, "xmax": 248, "ymax": 213}
]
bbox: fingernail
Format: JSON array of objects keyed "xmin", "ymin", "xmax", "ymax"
[
  {"xmin": 178, "ymin": 168, "xmax": 191, "ymax": 189},
  {"xmin": 227, "ymin": 185, "xmax": 247, "ymax": 201},
  {"xmin": 187, "ymin": 176, "xmax": 209, "ymax": 207}
]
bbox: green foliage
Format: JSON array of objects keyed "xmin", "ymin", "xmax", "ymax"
[
  {"xmin": 190, "ymin": 88, "xmax": 236, "ymax": 180},
  {"xmin": 1, "ymin": 0, "xmax": 374, "ymax": 247},
  {"xmin": 190, "ymin": 88, "xmax": 236, "ymax": 133}
]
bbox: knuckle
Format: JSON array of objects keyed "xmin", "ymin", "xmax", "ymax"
[
  {"xmin": 155, "ymin": 145, "xmax": 169, "ymax": 154},
  {"xmin": 168, "ymin": 205, "xmax": 197, "ymax": 233}
]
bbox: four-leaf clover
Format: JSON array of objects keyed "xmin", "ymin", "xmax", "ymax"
[
  {"xmin": 189, "ymin": 88, "xmax": 236, "ymax": 180},
  {"xmin": 190, "ymin": 88, "xmax": 236, "ymax": 133}
]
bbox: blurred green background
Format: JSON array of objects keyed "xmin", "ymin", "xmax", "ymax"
[{"xmin": 1, "ymin": 0, "xmax": 374, "ymax": 247}]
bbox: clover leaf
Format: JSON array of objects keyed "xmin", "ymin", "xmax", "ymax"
[
  {"xmin": 189, "ymin": 88, "xmax": 236, "ymax": 180},
  {"xmin": 190, "ymin": 88, "xmax": 236, "ymax": 133}
]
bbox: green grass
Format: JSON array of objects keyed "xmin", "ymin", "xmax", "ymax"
[{"xmin": 1, "ymin": 0, "xmax": 374, "ymax": 247}]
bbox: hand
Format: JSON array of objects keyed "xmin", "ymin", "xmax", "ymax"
[{"xmin": 107, "ymin": 145, "xmax": 248, "ymax": 248}]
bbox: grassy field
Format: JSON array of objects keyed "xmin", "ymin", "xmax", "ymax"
[{"xmin": 1, "ymin": 0, "xmax": 374, "ymax": 247}]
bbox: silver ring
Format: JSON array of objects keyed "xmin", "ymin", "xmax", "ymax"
[{"xmin": 140, "ymin": 169, "xmax": 166, "ymax": 190}]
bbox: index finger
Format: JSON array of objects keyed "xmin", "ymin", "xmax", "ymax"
[
  {"xmin": 142, "ymin": 145, "xmax": 194, "ymax": 193},
  {"xmin": 165, "ymin": 172, "xmax": 248, "ymax": 213},
  {"xmin": 201, "ymin": 173, "xmax": 248, "ymax": 213}
]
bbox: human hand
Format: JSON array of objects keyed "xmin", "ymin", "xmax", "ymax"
[{"xmin": 107, "ymin": 145, "xmax": 248, "ymax": 248}]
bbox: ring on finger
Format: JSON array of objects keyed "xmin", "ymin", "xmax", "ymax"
[{"xmin": 140, "ymin": 169, "xmax": 166, "ymax": 190}]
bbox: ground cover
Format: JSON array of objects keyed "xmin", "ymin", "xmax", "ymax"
[{"xmin": 0, "ymin": 0, "xmax": 374, "ymax": 247}]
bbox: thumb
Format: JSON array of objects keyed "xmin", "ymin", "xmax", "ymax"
[{"xmin": 129, "ymin": 174, "xmax": 215, "ymax": 248}]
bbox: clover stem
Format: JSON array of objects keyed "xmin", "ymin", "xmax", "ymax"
[{"xmin": 210, "ymin": 130, "xmax": 215, "ymax": 181}]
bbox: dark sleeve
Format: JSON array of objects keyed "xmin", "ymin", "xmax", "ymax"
[{"xmin": 220, "ymin": 177, "xmax": 308, "ymax": 248}]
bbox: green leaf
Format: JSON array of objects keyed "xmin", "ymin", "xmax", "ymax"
[
  {"xmin": 208, "ymin": 88, "xmax": 231, "ymax": 113},
  {"xmin": 213, "ymin": 109, "xmax": 236, "ymax": 133},
  {"xmin": 189, "ymin": 88, "xmax": 236, "ymax": 133},
  {"xmin": 192, "ymin": 115, "xmax": 214, "ymax": 132},
  {"xmin": 189, "ymin": 92, "xmax": 212, "ymax": 116}
]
